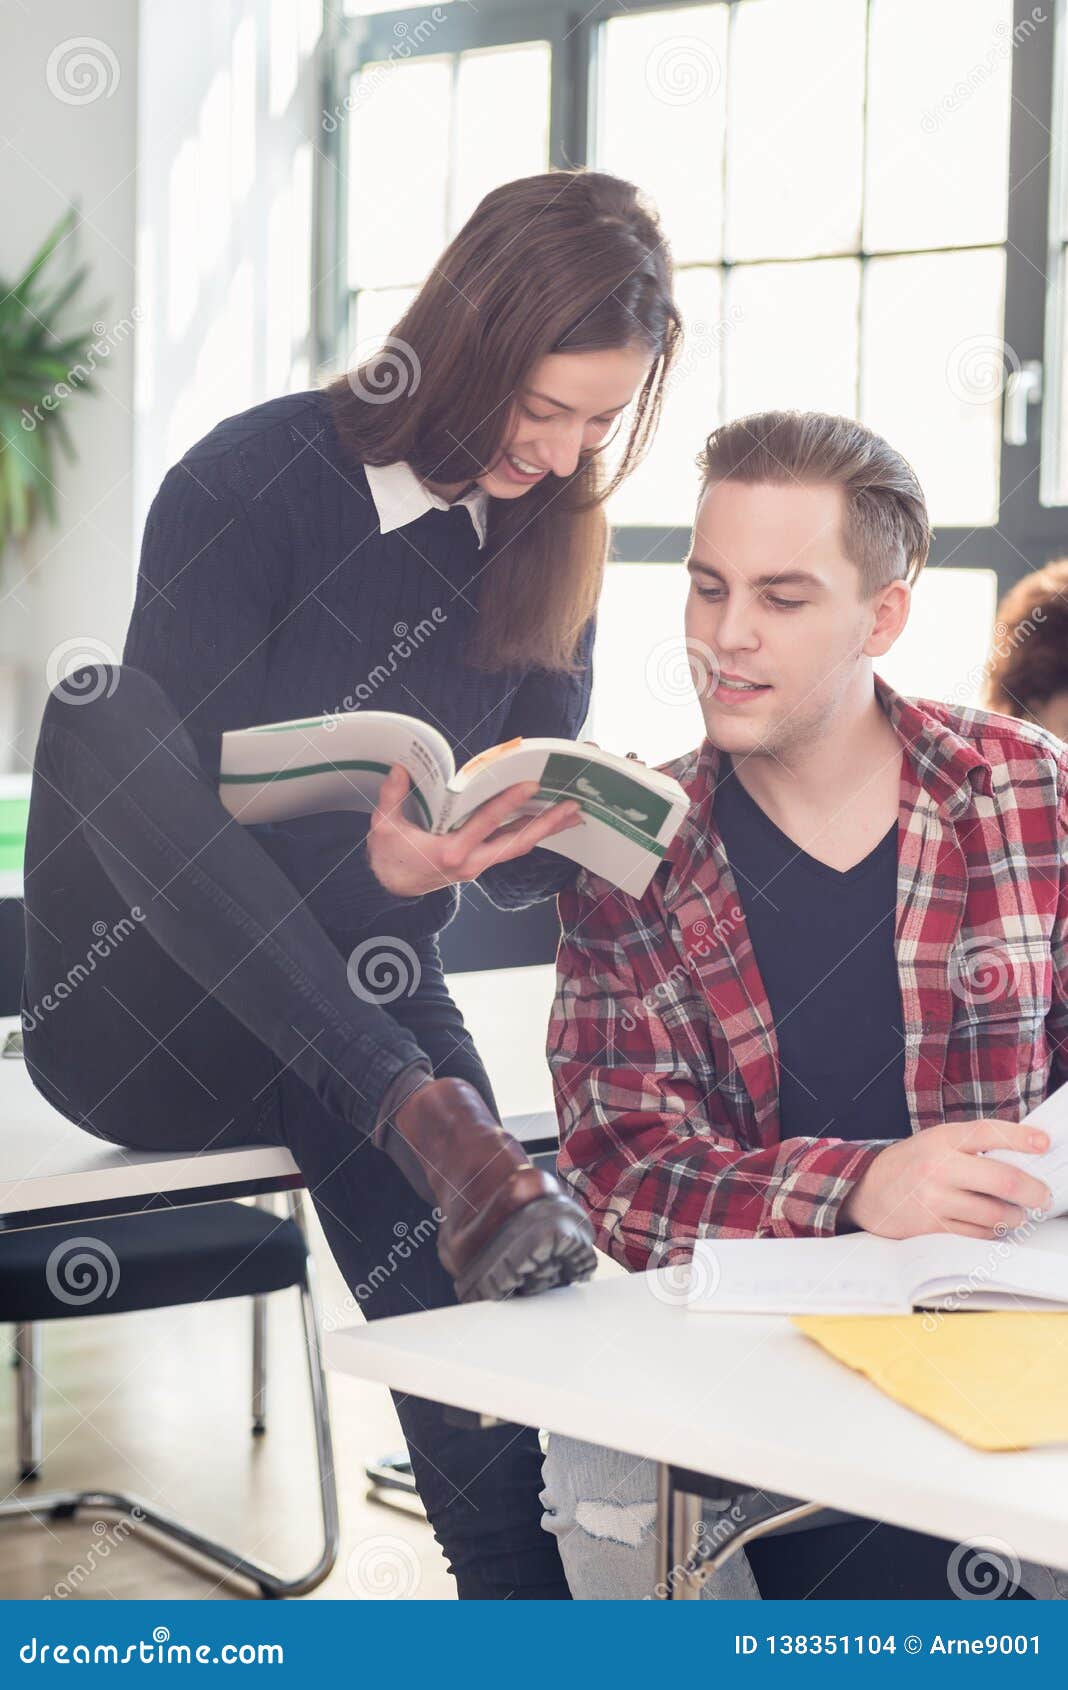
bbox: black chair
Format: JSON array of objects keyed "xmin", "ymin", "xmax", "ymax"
[
  {"xmin": 0, "ymin": 1189, "xmax": 339, "ymax": 1597},
  {"xmin": 0, "ymin": 888, "xmax": 338, "ymax": 1596}
]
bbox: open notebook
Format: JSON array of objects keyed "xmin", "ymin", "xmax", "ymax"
[
  {"xmin": 685, "ymin": 1226, "xmax": 1068, "ymax": 1315},
  {"xmin": 684, "ymin": 1080, "xmax": 1068, "ymax": 1315}
]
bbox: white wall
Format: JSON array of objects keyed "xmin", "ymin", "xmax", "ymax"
[
  {"xmin": 0, "ymin": 0, "xmax": 139, "ymax": 771},
  {"xmin": 0, "ymin": 0, "xmax": 324, "ymax": 773}
]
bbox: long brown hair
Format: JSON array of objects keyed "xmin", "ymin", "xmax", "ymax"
[{"xmin": 324, "ymin": 170, "xmax": 681, "ymax": 672}]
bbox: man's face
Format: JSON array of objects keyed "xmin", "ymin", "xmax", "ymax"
[{"xmin": 682, "ymin": 478, "xmax": 908, "ymax": 762}]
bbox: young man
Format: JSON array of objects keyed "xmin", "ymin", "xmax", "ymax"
[{"xmin": 539, "ymin": 410, "xmax": 1068, "ymax": 1602}]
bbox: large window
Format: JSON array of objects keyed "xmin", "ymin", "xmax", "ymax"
[{"xmin": 318, "ymin": 0, "xmax": 1067, "ymax": 753}]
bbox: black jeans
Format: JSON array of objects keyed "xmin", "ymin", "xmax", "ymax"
[{"xmin": 19, "ymin": 663, "xmax": 568, "ymax": 1600}]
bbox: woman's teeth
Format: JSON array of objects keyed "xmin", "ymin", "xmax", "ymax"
[{"xmin": 507, "ymin": 452, "xmax": 543, "ymax": 475}]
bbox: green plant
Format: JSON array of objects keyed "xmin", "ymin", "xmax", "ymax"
[{"xmin": 0, "ymin": 206, "xmax": 105, "ymax": 560}]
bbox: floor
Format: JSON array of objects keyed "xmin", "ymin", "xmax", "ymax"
[{"xmin": 0, "ymin": 1199, "xmax": 457, "ymax": 1600}]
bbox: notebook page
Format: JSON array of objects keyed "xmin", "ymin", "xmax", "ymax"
[
  {"xmin": 901, "ymin": 1231, "xmax": 1068, "ymax": 1310},
  {"xmin": 685, "ymin": 1235, "xmax": 907, "ymax": 1314}
]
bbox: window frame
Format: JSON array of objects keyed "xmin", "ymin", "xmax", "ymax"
[{"xmin": 316, "ymin": 0, "xmax": 1065, "ymax": 595}]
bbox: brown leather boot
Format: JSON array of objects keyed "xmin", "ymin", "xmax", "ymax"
[{"xmin": 380, "ymin": 1076, "xmax": 596, "ymax": 1303}]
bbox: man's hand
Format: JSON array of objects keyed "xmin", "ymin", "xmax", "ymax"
[
  {"xmin": 367, "ymin": 765, "xmax": 582, "ymax": 898},
  {"xmin": 840, "ymin": 1118, "xmax": 1054, "ymax": 1239}
]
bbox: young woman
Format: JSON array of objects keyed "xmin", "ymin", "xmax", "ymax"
[{"xmin": 21, "ymin": 169, "xmax": 681, "ymax": 1600}]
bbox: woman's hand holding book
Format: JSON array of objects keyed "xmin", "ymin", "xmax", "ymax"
[{"xmin": 367, "ymin": 764, "xmax": 581, "ymax": 897}]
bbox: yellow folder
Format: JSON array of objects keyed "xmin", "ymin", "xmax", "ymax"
[{"xmin": 792, "ymin": 1312, "xmax": 1068, "ymax": 1451}]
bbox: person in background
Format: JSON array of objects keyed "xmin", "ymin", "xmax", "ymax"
[{"xmin": 984, "ymin": 557, "xmax": 1068, "ymax": 740}]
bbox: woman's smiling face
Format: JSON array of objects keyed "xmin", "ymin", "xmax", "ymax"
[{"xmin": 473, "ymin": 343, "xmax": 654, "ymax": 499}]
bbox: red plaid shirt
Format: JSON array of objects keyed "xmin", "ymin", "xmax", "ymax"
[{"xmin": 548, "ymin": 676, "xmax": 1068, "ymax": 1270}]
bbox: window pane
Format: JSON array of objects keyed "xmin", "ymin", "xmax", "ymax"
[
  {"xmin": 606, "ymin": 267, "xmax": 724, "ymax": 530},
  {"xmin": 452, "ymin": 43, "xmax": 551, "ymax": 234},
  {"xmin": 864, "ymin": 0, "xmax": 1012, "ymax": 253},
  {"xmin": 1045, "ymin": 26, "xmax": 1068, "ymax": 505},
  {"xmin": 725, "ymin": 0, "xmax": 865, "ymax": 261},
  {"xmin": 862, "ymin": 248, "xmax": 1007, "ymax": 527},
  {"xmin": 725, "ymin": 259, "xmax": 860, "ymax": 418},
  {"xmin": 874, "ymin": 568, "xmax": 999, "ymax": 707},
  {"xmin": 590, "ymin": 563, "xmax": 698, "ymax": 765},
  {"xmin": 1049, "ymin": 249, "xmax": 1068, "ymax": 504},
  {"xmin": 349, "ymin": 285, "xmax": 418, "ymax": 368},
  {"xmin": 595, "ymin": 4, "xmax": 728, "ymax": 265},
  {"xmin": 347, "ymin": 57, "xmax": 451, "ymax": 289}
]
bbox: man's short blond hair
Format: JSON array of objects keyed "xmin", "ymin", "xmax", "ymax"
[{"xmin": 697, "ymin": 410, "xmax": 932, "ymax": 593}]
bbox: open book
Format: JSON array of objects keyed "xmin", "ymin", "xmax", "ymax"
[
  {"xmin": 684, "ymin": 1224, "xmax": 1068, "ymax": 1316},
  {"xmin": 218, "ymin": 710, "xmax": 689, "ymax": 899},
  {"xmin": 683, "ymin": 1080, "xmax": 1068, "ymax": 1315}
]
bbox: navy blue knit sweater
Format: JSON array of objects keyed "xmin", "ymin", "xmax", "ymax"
[{"xmin": 122, "ymin": 387, "xmax": 593, "ymax": 948}]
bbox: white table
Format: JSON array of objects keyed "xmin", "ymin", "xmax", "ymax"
[
  {"xmin": 0, "ymin": 1015, "xmax": 302, "ymax": 1232},
  {"xmin": 0, "ymin": 971, "xmax": 560, "ymax": 1231},
  {"xmin": 327, "ymin": 1221, "xmax": 1068, "ymax": 1596}
]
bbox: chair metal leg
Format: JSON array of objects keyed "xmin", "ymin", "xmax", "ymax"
[
  {"xmin": 1, "ymin": 1231, "xmax": 340, "ymax": 1598},
  {"xmin": 654, "ymin": 1464, "xmax": 826, "ymax": 1598},
  {"xmin": 15, "ymin": 1323, "xmax": 41, "ymax": 1482},
  {"xmin": 365, "ymin": 1451, "xmax": 423, "ymax": 1514},
  {"xmin": 251, "ymin": 1297, "xmax": 267, "ymax": 1434},
  {"xmin": 250, "ymin": 1192, "xmax": 277, "ymax": 1435}
]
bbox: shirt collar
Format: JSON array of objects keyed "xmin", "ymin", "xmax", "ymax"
[{"xmin": 364, "ymin": 459, "xmax": 488, "ymax": 549}]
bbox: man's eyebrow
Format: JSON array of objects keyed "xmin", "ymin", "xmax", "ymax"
[
  {"xmin": 525, "ymin": 388, "xmax": 628, "ymax": 415},
  {"xmin": 685, "ymin": 558, "xmax": 825, "ymax": 589}
]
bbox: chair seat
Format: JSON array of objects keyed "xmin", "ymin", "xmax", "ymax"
[{"xmin": 0, "ymin": 1202, "xmax": 308, "ymax": 1322}]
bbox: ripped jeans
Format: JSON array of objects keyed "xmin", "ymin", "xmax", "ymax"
[
  {"xmin": 540, "ymin": 1434, "xmax": 760, "ymax": 1600},
  {"xmin": 540, "ymin": 1436, "xmax": 1064, "ymax": 1600}
]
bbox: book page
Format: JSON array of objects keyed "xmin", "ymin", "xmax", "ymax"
[
  {"xmin": 904, "ymin": 1225, "xmax": 1068, "ymax": 1311},
  {"xmin": 218, "ymin": 711, "xmax": 454, "ymax": 829},
  {"xmin": 982, "ymin": 1079, "xmax": 1068, "ymax": 1218}
]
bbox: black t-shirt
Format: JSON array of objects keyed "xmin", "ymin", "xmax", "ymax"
[{"xmin": 713, "ymin": 755, "xmax": 912, "ymax": 1143}]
